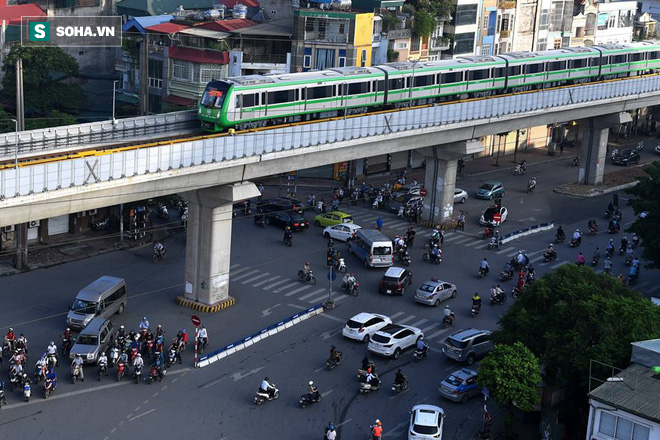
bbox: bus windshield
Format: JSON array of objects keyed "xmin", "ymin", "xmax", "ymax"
[{"xmin": 201, "ymin": 82, "xmax": 230, "ymax": 109}]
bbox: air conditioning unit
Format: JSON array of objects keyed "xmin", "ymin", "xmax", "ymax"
[
  {"xmin": 77, "ymin": 211, "xmax": 86, "ymax": 218},
  {"xmin": 1, "ymin": 225, "xmax": 15, "ymax": 232},
  {"xmin": 28, "ymin": 220, "xmax": 38, "ymax": 228},
  {"xmin": 88, "ymin": 209, "xmax": 97, "ymax": 216}
]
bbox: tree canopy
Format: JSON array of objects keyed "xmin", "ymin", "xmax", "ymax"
[
  {"xmin": 626, "ymin": 161, "xmax": 660, "ymax": 268},
  {"xmin": 478, "ymin": 342, "xmax": 541, "ymax": 411},
  {"xmin": 496, "ymin": 265, "xmax": 660, "ymax": 388},
  {"xmin": 2, "ymin": 45, "xmax": 85, "ymax": 115},
  {"xmin": 413, "ymin": 10, "xmax": 437, "ymax": 38}
]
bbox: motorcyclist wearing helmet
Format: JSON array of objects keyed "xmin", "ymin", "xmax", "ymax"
[
  {"xmin": 555, "ymin": 226, "xmax": 565, "ymax": 242},
  {"xmin": 98, "ymin": 352, "xmax": 108, "ymax": 375},
  {"xmin": 416, "ymin": 337, "xmax": 429, "ymax": 356},
  {"xmin": 308, "ymin": 381, "xmax": 320, "ymax": 400},
  {"xmin": 472, "ymin": 292, "xmax": 482, "ymax": 311},
  {"xmin": 71, "ymin": 353, "xmax": 84, "ymax": 381},
  {"xmin": 394, "ymin": 369, "xmax": 407, "ymax": 386},
  {"xmin": 371, "ymin": 419, "xmax": 383, "ymax": 440},
  {"xmin": 545, "ymin": 244, "xmax": 556, "ymax": 259},
  {"xmin": 572, "ymin": 229, "xmax": 581, "ymax": 242},
  {"xmin": 325, "ymin": 422, "xmax": 337, "ymax": 440},
  {"xmin": 430, "ymin": 244, "xmax": 441, "ymax": 263},
  {"xmin": 260, "ymin": 376, "xmax": 276, "ymax": 399},
  {"xmin": 620, "ymin": 237, "xmax": 629, "ymax": 252},
  {"xmin": 443, "ymin": 305, "xmax": 455, "ymax": 325},
  {"xmin": 46, "ymin": 341, "xmax": 58, "ymax": 366},
  {"xmin": 139, "ymin": 317, "xmax": 150, "ymax": 331},
  {"xmin": 604, "ymin": 256, "xmax": 613, "ymax": 274},
  {"xmin": 303, "ymin": 261, "xmax": 311, "ymax": 277},
  {"xmin": 606, "ymin": 239, "xmax": 615, "ymax": 256},
  {"xmin": 284, "ymin": 226, "xmax": 293, "ymax": 243},
  {"xmin": 329, "ymin": 345, "xmax": 341, "ymax": 363},
  {"xmin": 479, "ymin": 257, "xmax": 489, "ymax": 273},
  {"xmin": 133, "ymin": 353, "xmax": 144, "ymax": 378}
]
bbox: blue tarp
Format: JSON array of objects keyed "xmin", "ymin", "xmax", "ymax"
[{"xmin": 123, "ymin": 15, "xmax": 174, "ymax": 34}]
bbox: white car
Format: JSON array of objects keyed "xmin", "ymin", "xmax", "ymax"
[
  {"xmin": 655, "ymin": 144, "xmax": 660, "ymax": 155},
  {"xmin": 367, "ymin": 324, "xmax": 423, "ymax": 359},
  {"xmin": 342, "ymin": 312, "xmax": 392, "ymax": 342},
  {"xmin": 454, "ymin": 188, "xmax": 468, "ymax": 204},
  {"xmin": 323, "ymin": 223, "xmax": 362, "ymax": 242},
  {"xmin": 479, "ymin": 206, "xmax": 508, "ymax": 226},
  {"xmin": 409, "ymin": 404, "xmax": 445, "ymax": 440}
]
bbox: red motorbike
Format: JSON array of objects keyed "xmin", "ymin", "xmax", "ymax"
[
  {"xmin": 143, "ymin": 339, "xmax": 154, "ymax": 355},
  {"xmin": 130, "ymin": 347, "xmax": 139, "ymax": 363},
  {"xmin": 483, "ymin": 226, "xmax": 493, "ymax": 240},
  {"xmin": 117, "ymin": 361, "xmax": 126, "ymax": 382},
  {"xmin": 148, "ymin": 365, "xmax": 165, "ymax": 384}
]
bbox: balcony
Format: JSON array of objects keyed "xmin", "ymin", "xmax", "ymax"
[
  {"xmin": 303, "ymin": 32, "xmax": 349, "ymax": 44},
  {"xmin": 148, "ymin": 77, "xmax": 163, "ymax": 89},
  {"xmin": 242, "ymin": 53, "xmax": 289, "ymax": 64},
  {"xmin": 498, "ymin": 1, "xmax": 515, "ymax": 9},
  {"xmin": 430, "ymin": 37, "xmax": 451, "ymax": 51},
  {"xmin": 500, "ymin": 29, "xmax": 510, "ymax": 38}
]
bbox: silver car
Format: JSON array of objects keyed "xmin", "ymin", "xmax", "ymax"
[
  {"xmin": 69, "ymin": 318, "xmax": 114, "ymax": 364},
  {"xmin": 454, "ymin": 188, "xmax": 468, "ymax": 204},
  {"xmin": 439, "ymin": 368, "xmax": 480, "ymax": 403},
  {"xmin": 415, "ymin": 279, "xmax": 457, "ymax": 307},
  {"xmin": 441, "ymin": 328, "xmax": 493, "ymax": 365}
]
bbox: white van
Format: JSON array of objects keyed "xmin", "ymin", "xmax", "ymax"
[
  {"xmin": 348, "ymin": 229, "xmax": 394, "ymax": 268},
  {"xmin": 66, "ymin": 276, "xmax": 127, "ymax": 329}
]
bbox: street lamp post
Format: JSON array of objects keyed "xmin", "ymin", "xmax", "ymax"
[
  {"xmin": 112, "ymin": 80, "xmax": 119, "ymax": 123},
  {"xmin": 11, "ymin": 118, "xmax": 18, "ymax": 169}
]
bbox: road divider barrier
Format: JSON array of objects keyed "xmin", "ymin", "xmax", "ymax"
[
  {"xmin": 500, "ymin": 221, "xmax": 555, "ymax": 244},
  {"xmin": 197, "ymin": 304, "xmax": 324, "ymax": 368}
]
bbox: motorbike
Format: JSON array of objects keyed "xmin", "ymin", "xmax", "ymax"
[
  {"xmin": 284, "ymin": 234, "xmax": 293, "ymax": 247},
  {"xmin": 117, "ymin": 361, "xmax": 127, "ymax": 382},
  {"xmin": 99, "ymin": 363, "xmax": 108, "ymax": 381},
  {"xmin": 514, "ymin": 164, "xmax": 525, "ymax": 175},
  {"xmin": 512, "ymin": 286, "xmax": 525, "ymax": 299},
  {"xmin": 360, "ymin": 376, "xmax": 381, "ymax": 394},
  {"xmin": 625, "ymin": 254, "xmax": 633, "ymax": 266},
  {"xmin": 487, "ymin": 237, "xmax": 498, "ymax": 251},
  {"xmin": 148, "ymin": 365, "xmax": 165, "ymax": 384},
  {"xmin": 592, "ymin": 256, "xmax": 600, "ymax": 267},
  {"xmin": 490, "ymin": 293, "xmax": 507, "ymax": 305},
  {"xmin": 392, "ymin": 379, "xmax": 408, "ymax": 395},
  {"xmin": 109, "ymin": 347, "xmax": 119, "ymax": 368},
  {"xmin": 413, "ymin": 347, "xmax": 430, "ymax": 362},
  {"xmin": 423, "ymin": 251, "xmax": 442, "ymax": 265},
  {"xmin": 47, "ymin": 353, "xmax": 57, "ymax": 369},
  {"xmin": 542, "ymin": 251, "xmax": 557, "ymax": 262},
  {"xmin": 133, "ymin": 365, "xmax": 143, "ymax": 384},
  {"xmin": 637, "ymin": 140, "xmax": 644, "ymax": 151},
  {"xmin": 23, "ymin": 379, "xmax": 31, "ymax": 402},
  {"xmin": 326, "ymin": 352, "xmax": 343, "ymax": 370},
  {"xmin": 342, "ymin": 280, "xmax": 359, "ymax": 297},
  {"xmin": 554, "ymin": 233, "xmax": 565, "ymax": 244},
  {"xmin": 254, "ymin": 215, "xmax": 265, "ymax": 228},
  {"xmin": 608, "ymin": 221, "xmax": 620, "ymax": 234},
  {"xmin": 526, "ymin": 271, "xmax": 535, "ymax": 284},
  {"xmin": 442, "ymin": 314, "xmax": 455, "ymax": 328},
  {"xmin": 527, "ymin": 181, "xmax": 536, "ymax": 193},
  {"xmin": 90, "ymin": 217, "xmax": 110, "ymax": 231},
  {"xmin": 499, "ymin": 269, "xmax": 514, "ymax": 281},
  {"xmin": 158, "ymin": 204, "xmax": 169, "ymax": 219},
  {"xmin": 300, "ymin": 392, "xmax": 322, "ymax": 408},
  {"xmin": 152, "ymin": 247, "xmax": 166, "ymax": 263},
  {"xmin": 34, "ymin": 361, "xmax": 47, "ymax": 384},
  {"xmin": 297, "ymin": 270, "xmax": 317, "ymax": 285},
  {"xmin": 478, "ymin": 267, "xmax": 489, "ymax": 279},
  {"xmin": 61, "ymin": 337, "xmax": 72, "ymax": 358},
  {"xmin": 333, "ymin": 258, "xmax": 347, "ymax": 274},
  {"xmin": 71, "ymin": 365, "xmax": 82, "ymax": 384},
  {"xmin": 166, "ymin": 349, "xmax": 177, "ymax": 368},
  {"xmin": 588, "ymin": 226, "xmax": 598, "ymax": 236},
  {"xmin": 569, "ymin": 236, "xmax": 581, "ymax": 248},
  {"xmin": 483, "ymin": 226, "xmax": 493, "ymax": 240},
  {"xmin": 43, "ymin": 378, "xmax": 56, "ymax": 399},
  {"xmin": 572, "ymin": 156, "xmax": 580, "ymax": 167},
  {"xmin": 471, "ymin": 303, "xmax": 481, "ymax": 318},
  {"xmin": 143, "ymin": 339, "xmax": 154, "ymax": 355},
  {"xmin": 399, "ymin": 253, "xmax": 411, "ymax": 266},
  {"xmin": 254, "ymin": 385, "xmax": 279, "ymax": 405},
  {"xmin": 197, "ymin": 336, "xmax": 207, "ymax": 355},
  {"xmin": 606, "ymin": 247, "xmax": 615, "ymax": 258}
]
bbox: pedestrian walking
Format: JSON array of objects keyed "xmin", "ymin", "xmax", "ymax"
[{"xmin": 376, "ymin": 216, "xmax": 383, "ymax": 231}]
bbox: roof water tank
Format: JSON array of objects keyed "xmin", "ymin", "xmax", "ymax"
[
  {"xmin": 232, "ymin": 4, "xmax": 247, "ymax": 18},
  {"xmin": 203, "ymin": 9, "xmax": 223, "ymax": 20},
  {"xmin": 331, "ymin": 0, "xmax": 351, "ymax": 10}
]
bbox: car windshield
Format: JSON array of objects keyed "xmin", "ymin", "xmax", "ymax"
[
  {"xmin": 413, "ymin": 424, "xmax": 438, "ymax": 435},
  {"xmin": 291, "ymin": 214, "xmax": 306, "ymax": 222},
  {"xmin": 346, "ymin": 319, "xmax": 362, "ymax": 329},
  {"xmin": 480, "ymin": 183, "xmax": 494, "ymax": 190},
  {"xmin": 420, "ymin": 284, "xmax": 436, "ymax": 293},
  {"xmin": 483, "ymin": 208, "xmax": 497, "ymax": 219},
  {"xmin": 383, "ymin": 276, "xmax": 400, "ymax": 282},
  {"xmin": 77, "ymin": 334, "xmax": 98, "ymax": 345},
  {"xmin": 373, "ymin": 246, "xmax": 392, "ymax": 256},
  {"xmin": 372, "ymin": 333, "xmax": 392, "ymax": 343},
  {"xmin": 620, "ymin": 149, "xmax": 632, "ymax": 156},
  {"xmin": 446, "ymin": 337, "xmax": 469, "ymax": 349},
  {"xmin": 71, "ymin": 299, "xmax": 98, "ymax": 313},
  {"xmin": 445, "ymin": 374, "xmax": 463, "ymax": 386}
]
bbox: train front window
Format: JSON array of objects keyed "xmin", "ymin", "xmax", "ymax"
[{"xmin": 201, "ymin": 83, "xmax": 230, "ymax": 109}]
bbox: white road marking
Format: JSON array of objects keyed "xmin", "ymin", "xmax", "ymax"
[
  {"xmin": 383, "ymin": 420, "xmax": 411, "ymax": 438},
  {"xmin": 496, "ymin": 246, "xmax": 515, "ymax": 255},
  {"xmin": 232, "ymin": 366, "xmax": 265, "ymax": 382},
  {"xmin": 427, "ymin": 328, "xmax": 450, "ymax": 340},
  {"xmin": 396, "ymin": 315, "xmax": 416, "ymax": 324},
  {"xmin": 551, "ymin": 260, "xmax": 571, "ymax": 269},
  {"xmin": 266, "ymin": 279, "xmax": 291, "ymax": 290},
  {"xmin": 229, "ymin": 266, "xmax": 252, "ymax": 276},
  {"xmin": 260, "ymin": 303, "xmax": 282, "ymax": 318},
  {"xmin": 320, "ymin": 389, "xmax": 334, "ymax": 398},
  {"xmin": 129, "ymin": 409, "xmax": 156, "ymax": 421},
  {"xmin": 320, "ymin": 328, "xmax": 343, "ymax": 340},
  {"xmin": 299, "ymin": 288, "xmax": 326, "ymax": 301},
  {"xmin": 527, "ymin": 249, "xmax": 546, "ymax": 257},
  {"xmin": 410, "ymin": 318, "xmax": 429, "ymax": 328},
  {"xmin": 308, "ymin": 293, "xmax": 333, "ymax": 304},
  {"xmin": 231, "ymin": 269, "xmax": 261, "ymax": 282},
  {"xmin": 273, "ymin": 281, "xmax": 299, "ymax": 293},
  {"xmin": 507, "ymin": 249, "xmax": 525, "ymax": 257},
  {"xmin": 250, "ymin": 274, "xmax": 281, "ymax": 287},
  {"xmin": 332, "ymin": 294, "xmax": 351, "ymax": 305},
  {"xmin": 230, "ymin": 264, "xmax": 241, "ymax": 270},
  {"xmin": 287, "ymin": 304, "xmax": 345, "ymax": 323},
  {"xmin": 389, "ymin": 311, "xmax": 405, "ymax": 320},
  {"xmin": 463, "ymin": 240, "xmax": 486, "ymax": 248},
  {"xmin": 335, "ymin": 419, "xmax": 352, "ymax": 428},
  {"xmin": 241, "ymin": 272, "xmax": 271, "ymax": 285},
  {"xmin": 450, "ymin": 237, "xmax": 474, "ymax": 245},
  {"xmin": 284, "ymin": 285, "xmax": 312, "ymax": 297},
  {"xmin": 420, "ymin": 322, "xmax": 440, "ymax": 334}
]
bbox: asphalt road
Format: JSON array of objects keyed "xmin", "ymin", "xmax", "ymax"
[{"xmin": 0, "ymin": 146, "xmax": 658, "ymax": 440}]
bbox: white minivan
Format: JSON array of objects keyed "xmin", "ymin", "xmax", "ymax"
[
  {"xmin": 66, "ymin": 276, "xmax": 127, "ymax": 329},
  {"xmin": 348, "ymin": 229, "xmax": 393, "ymax": 268}
]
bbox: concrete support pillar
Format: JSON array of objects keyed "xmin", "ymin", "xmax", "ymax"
[
  {"xmin": 577, "ymin": 112, "xmax": 632, "ymax": 186},
  {"xmin": 418, "ymin": 140, "xmax": 483, "ymax": 224},
  {"xmin": 182, "ymin": 182, "xmax": 260, "ymax": 306}
]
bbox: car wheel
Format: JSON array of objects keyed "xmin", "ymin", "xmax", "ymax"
[
  {"xmin": 348, "ymin": 246, "xmax": 354, "ymax": 254},
  {"xmin": 400, "ymin": 287, "xmax": 405, "ymax": 296},
  {"xmin": 460, "ymin": 197, "xmax": 466, "ymax": 204},
  {"xmin": 466, "ymin": 354, "xmax": 475, "ymax": 365},
  {"xmin": 489, "ymin": 194, "xmax": 493, "ymax": 200},
  {"xmin": 364, "ymin": 259, "xmax": 369, "ymax": 268},
  {"xmin": 393, "ymin": 348, "xmax": 401, "ymax": 359},
  {"xmin": 452, "ymin": 290, "xmax": 457, "ymax": 298},
  {"xmin": 265, "ymin": 217, "xmax": 271, "ymax": 225},
  {"xmin": 461, "ymin": 394, "xmax": 469, "ymax": 403},
  {"xmin": 362, "ymin": 334, "xmax": 370, "ymax": 343},
  {"xmin": 323, "ymin": 232, "xmax": 330, "ymax": 238},
  {"xmin": 434, "ymin": 300, "xmax": 440, "ymax": 307},
  {"xmin": 117, "ymin": 303, "xmax": 124, "ymax": 315},
  {"xmin": 314, "ymin": 220, "xmax": 320, "ymax": 227}
]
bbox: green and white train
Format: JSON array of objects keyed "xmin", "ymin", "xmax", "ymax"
[{"xmin": 199, "ymin": 42, "xmax": 660, "ymax": 133}]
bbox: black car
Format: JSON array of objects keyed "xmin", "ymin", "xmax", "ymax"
[
  {"xmin": 266, "ymin": 211, "xmax": 309, "ymax": 231},
  {"xmin": 378, "ymin": 267, "xmax": 413, "ymax": 295},
  {"xmin": 611, "ymin": 149, "xmax": 641, "ymax": 166},
  {"xmin": 257, "ymin": 197, "xmax": 304, "ymax": 214}
]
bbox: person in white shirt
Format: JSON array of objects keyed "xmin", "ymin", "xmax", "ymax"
[
  {"xmin": 260, "ymin": 376, "xmax": 276, "ymax": 399},
  {"xmin": 71, "ymin": 354, "xmax": 84, "ymax": 381}
]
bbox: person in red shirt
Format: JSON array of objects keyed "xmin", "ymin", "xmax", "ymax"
[
  {"xmin": 5, "ymin": 328, "xmax": 16, "ymax": 352},
  {"xmin": 371, "ymin": 419, "xmax": 383, "ymax": 439}
]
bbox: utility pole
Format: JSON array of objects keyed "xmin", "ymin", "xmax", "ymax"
[
  {"xmin": 140, "ymin": 37, "xmax": 149, "ymax": 115},
  {"xmin": 15, "ymin": 57, "xmax": 24, "ymax": 131}
]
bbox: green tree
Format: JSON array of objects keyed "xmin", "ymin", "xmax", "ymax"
[
  {"xmin": 626, "ymin": 161, "xmax": 660, "ymax": 268},
  {"xmin": 408, "ymin": 0, "xmax": 452, "ymax": 19},
  {"xmin": 25, "ymin": 110, "xmax": 78, "ymax": 130},
  {"xmin": 413, "ymin": 10, "xmax": 437, "ymax": 38},
  {"xmin": 478, "ymin": 342, "xmax": 541, "ymax": 437},
  {"xmin": 495, "ymin": 265, "xmax": 660, "ymax": 436},
  {"xmin": 2, "ymin": 45, "xmax": 86, "ymax": 115}
]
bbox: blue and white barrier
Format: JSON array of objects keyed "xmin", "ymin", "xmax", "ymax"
[
  {"xmin": 197, "ymin": 304, "xmax": 324, "ymax": 368},
  {"xmin": 500, "ymin": 221, "xmax": 554, "ymax": 244}
]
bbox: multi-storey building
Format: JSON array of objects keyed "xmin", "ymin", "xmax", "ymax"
[
  {"xmin": 572, "ymin": 0, "xmax": 636, "ymax": 47},
  {"xmin": 442, "ymin": 0, "xmax": 480, "ymax": 58},
  {"xmin": 291, "ymin": 8, "xmax": 375, "ymax": 71}
]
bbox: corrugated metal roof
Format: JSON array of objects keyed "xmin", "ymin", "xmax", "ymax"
[
  {"xmin": 178, "ymin": 27, "xmax": 230, "ymax": 39},
  {"xmin": 199, "ymin": 18, "xmax": 257, "ymax": 32},
  {"xmin": 588, "ymin": 363, "xmax": 660, "ymax": 423},
  {"xmin": 168, "ymin": 46, "xmax": 229, "ymax": 65},
  {"xmin": 123, "ymin": 15, "xmax": 174, "ymax": 34},
  {"xmin": 0, "ymin": 4, "xmax": 45, "ymax": 25},
  {"xmin": 217, "ymin": 0, "xmax": 259, "ymax": 7},
  {"xmin": 146, "ymin": 22, "xmax": 190, "ymax": 33},
  {"xmin": 226, "ymin": 17, "xmax": 292, "ymax": 37}
]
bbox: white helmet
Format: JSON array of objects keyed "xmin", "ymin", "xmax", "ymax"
[{"xmin": 308, "ymin": 381, "xmax": 314, "ymax": 386}]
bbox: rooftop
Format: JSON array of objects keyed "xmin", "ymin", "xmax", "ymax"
[
  {"xmin": 0, "ymin": 3, "xmax": 45, "ymax": 25},
  {"xmin": 589, "ymin": 363, "xmax": 660, "ymax": 423}
]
